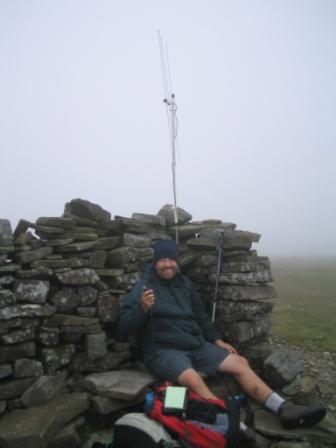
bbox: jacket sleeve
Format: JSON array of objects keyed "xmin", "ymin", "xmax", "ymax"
[
  {"xmin": 118, "ymin": 281, "xmax": 147, "ymax": 337},
  {"xmin": 189, "ymin": 281, "xmax": 221, "ymax": 342}
]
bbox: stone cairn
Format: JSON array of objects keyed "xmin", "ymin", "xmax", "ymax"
[{"xmin": 0, "ymin": 199, "xmax": 333, "ymax": 448}]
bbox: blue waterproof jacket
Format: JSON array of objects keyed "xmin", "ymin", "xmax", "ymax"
[{"xmin": 118, "ymin": 265, "xmax": 221, "ymax": 356}]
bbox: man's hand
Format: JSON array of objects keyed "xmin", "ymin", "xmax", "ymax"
[
  {"xmin": 214, "ymin": 339, "xmax": 238, "ymax": 354},
  {"xmin": 140, "ymin": 287, "xmax": 155, "ymax": 313}
]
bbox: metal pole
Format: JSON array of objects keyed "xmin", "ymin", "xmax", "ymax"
[{"xmin": 164, "ymin": 94, "xmax": 179, "ymax": 244}]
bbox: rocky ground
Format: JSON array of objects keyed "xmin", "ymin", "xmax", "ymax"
[{"xmin": 265, "ymin": 338, "xmax": 336, "ymax": 448}]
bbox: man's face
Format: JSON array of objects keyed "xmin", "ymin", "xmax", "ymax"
[{"xmin": 155, "ymin": 258, "xmax": 178, "ymax": 280}]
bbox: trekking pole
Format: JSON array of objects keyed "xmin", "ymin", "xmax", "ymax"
[{"xmin": 211, "ymin": 232, "xmax": 225, "ymax": 323}]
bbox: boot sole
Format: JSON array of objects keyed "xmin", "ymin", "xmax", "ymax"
[{"xmin": 282, "ymin": 407, "xmax": 326, "ymax": 429}]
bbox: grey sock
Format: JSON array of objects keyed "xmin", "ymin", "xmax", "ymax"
[{"xmin": 265, "ymin": 392, "xmax": 285, "ymax": 413}]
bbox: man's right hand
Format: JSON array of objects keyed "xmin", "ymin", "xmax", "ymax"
[{"xmin": 140, "ymin": 287, "xmax": 155, "ymax": 313}]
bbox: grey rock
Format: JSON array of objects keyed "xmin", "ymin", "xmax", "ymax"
[
  {"xmin": 132, "ymin": 212, "xmax": 165, "ymax": 227},
  {"xmin": 45, "ymin": 237, "xmax": 74, "ymax": 246},
  {"xmin": 0, "ymin": 254, "xmax": 7, "ymax": 265},
  {"xmin": 50, "ymin": 287, "xmax": 81, "ymax": 312},
  {"xmin": 0, "ymin": 263, "xmax": 20, "ymax": 273},
  {"xmin": 0, "ymin": 400, "xmax": 6, "ymax": 415},
  {"xmin": 107, "ymin": 246, "xmax": 153, "ymax": 266},
  {"xmin": 93, "ymin": 236, "xmax": 122, "ymax": 250},
  {"xmin": 70, "ymin": 351, "xmax": 131, "ymax": 373},
  {"xmin": 76, "ymin": 307, "xmax": 96, "ymax": 317},
  {"xmin": 212, "ymin": 270, "xmax": 273, "ymax": 285},
  {"xmin": 216, "ymin": 285, "xmax": 276, "ymax": 301},
  {"xmin": 90, "ymin": 392, "xmax": 146, "ymax": 415},
  {"xmin": 219, "ymin": 316, "xmax": 271, "ymax": 344},
  {"xmin": 13, "ymin": 358, "xmax": 44, "ymax": 378},
  {"xmin": 0, "ymin": 318, "xmax": 22, "ymax": 335},
  {"xmin": 264, "ymin": 348, "xmax": 303, "ymax": 386},
  {"xmin": 0, "ymin": 341, "xmax": 36, "ymax": 363},
  {"xmin": 84, "ymin": 332, "xmax": 107, "ymax": 360},
  {"xmin": 114, "ymin": 215, "xmax": 150, "ymax": 234},
  {"xmin": 65, "ymin": 198, "xmax": 111, "ymax": 222},
  {"xmin": 0, "ymin": 378, "xmax": 35, "ymax": 400},
  {"xmin": 96, "ymin": 292, "xmax": 118, "ymax": 323},
  {"xmin": 0, "ymin": 289, "xmax": 16, "ymax": 307},
  {"xmin": 21, "ymin": 374, "xmax": 67, "ymax": 407},
  {"xmin": 0, "ymin": 219, "xmax": 13, "ymax": 246},
  {"xmin": 31, "ymin": 259, "xmax": 72, "ymax": 269},
  {"xmin": 16, "ymin": 266, "xmax": 53, "ymax": 278},
  {"xmin": 95, "ymin": 268, "xmax": 124, "ymax": 277},
  {"xmin": 0, "ymin": 304, "xmax": 56, "ymax": 320},
  {"xmin": 13, "ymin": 219, "xmax": 31, "ymax": 239},
  {"xmin": 56, "ymin": 268, "xmax": 99, "ymax": 285},
  {"xmin": 0, "ymin": 275, "xmax": 15, "ymax": 285},
  {"xmin": 36, "ymin": 217, "xmax": 76, "ymax": 229},
  {"xmin": 0, "ymin": 246, "xmax": 15, "ymax": 255},
  {"xmin": 1, "ymin": 327, "xmax": 35, "ymax": 344},
  {"xmin": 0, "ymin": 393, "xmax": 89, "ymax": 448},
  {"xmin": 78, "ymin": 286, "xmax": 98, "ymax": 306},
  {"xmin": 0, "ymin": 363, "xmax": 13, "ymax": 379},
  {"xmin": 157, "ymin": 204, "xmax": 192, "ymax": 226},
  {"xmin": 14, "ymin": 280, "xmax": 50, "ymax": 304},
  {"xmin": 216, "ymin": 300, "xmax": 273, "ymax": 322},
  {"xmin": 71, "ymin": 231, "xmax": 98, "ymax": 242},
  {"xmin": 40, "ymin": 345, "xmax": 76, "ymax": 373},
  {"xmin": 37, "ymin": 327, "xmax": 60, "ymax": 346},
  {"xmin": 84, "ymin": 369, "xmax": 154, "ymax": 401},
  {"xmin": 123, "ymin": 233, "xmax": 152, "ymax": 248},
  {"xmin": 15, "ymin": 246, "xmax": 53, "ymax": 264},
  {"xmin": 47, "ymin": 422, "xmax": 81, "ymax": 448},
  {"xmin": 55, "ymin": 241, "xmax": 96, "ymax": 253},
  {"xmin": 147, "ymin": 231, "xmax": 172, "ymax": 242},
  {"xmin": 44, "ymin": 313, "xmax": 99, "ymax": 328}
]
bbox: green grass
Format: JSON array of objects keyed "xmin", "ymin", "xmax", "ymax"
[{"xmin": 270, "ymin": 257, "xmax": 336, "ymax": 353}]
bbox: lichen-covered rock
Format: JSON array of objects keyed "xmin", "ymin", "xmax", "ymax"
[
  {"xmin": 264, "ymin": 348, "xmax": 303, "ymax": 387},
  {"xmin": 14, "ymin": 280, "xmax": 50, "ymax": 304},
  {"xmin": 0, "ymin": 393, "xmax": 89, "ymax": 448},
  {"xmin": 15, "ymin": 246, "xmax": 53, "ymax": 264},
  {"xmin": 157, "ymin": 204, "xmax": 192, "ymax": 226},
  {"xmin": 56, "ymin": 268, "xmax": 99, "ymax": 285},
  {"xmin": 84, "ymin": 369, "xmax": 155, "ymax": 401},
  {"xmin": 65, "ymin": 198, "xmax": 111, "ymax": 222},
  {"xmin": 0, "ymin": 219, "xmax": 13, "ymax": 246}
]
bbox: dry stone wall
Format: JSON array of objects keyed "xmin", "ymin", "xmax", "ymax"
[{"xmin": 0, "ymin": 199, "xmax": 275, "ymax": 417}]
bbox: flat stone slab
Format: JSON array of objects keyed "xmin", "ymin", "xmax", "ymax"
[
  {"xmin": 131, "ymin": 212, "xmax": 165, "ymax": 227},
  {"xmin": 14, "ymin": 280, "xmax": 50, "ymax": 304},
  {"xmin": 254, "ymin": 409, "xmax": 336, "ymax": 445},
  {"xmin": 0, "ymin": 393, "xmax": 89, "ymax": 448},
  {"xmin": 84, "ymin": 369, "xmax": 155, "ymax": 401},
  {"xmin": 36, "ymin": 217, "xmax": 76, "ymax": 229},
  {"xmin": 0, "ymin": 219, "xmax": 13, "ymax": 246},
  {"xmin": 157, "ymin": 204, "xmax": 192, "ymax": 226},
  {"xmin": 0, "ymin": 304, "xmax": 56, "ymax": 320},
  {"xmin": 65, "ymin": 198, "xmax": 111, "ymax": 222},
  {"xmin": 56, "ymin": 268, "xmax": 99, "ymax": 285},
  {"xmin": 15, "ymin": 247, "xmax": 53, "ymax": 264}
]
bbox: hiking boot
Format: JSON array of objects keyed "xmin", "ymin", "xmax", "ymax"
[
  {"xmin": 241, "ymin": 428, "xmax": 270, "ymax": 448},
  {"xmin": 279, "ymin": 401, "xmax": 326, "ymax": 429}
]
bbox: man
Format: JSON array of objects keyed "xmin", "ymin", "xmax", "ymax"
[{"xmin": 118, "ymin": 240, "xmax": 326, "ymax": 436}]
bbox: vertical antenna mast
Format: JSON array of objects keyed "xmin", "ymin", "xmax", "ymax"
[{"xmin": 158, "ymin": 30, "xmax": 179, "ymax": 244}]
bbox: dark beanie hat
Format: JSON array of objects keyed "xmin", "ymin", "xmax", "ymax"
[{"xmin": 153, "ymin": 240, "xmax": 179, "ymax": 264}]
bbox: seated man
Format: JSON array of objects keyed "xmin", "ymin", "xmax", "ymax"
[{"xmin": 118, "ymin": 240, "xmax": 326, "ymax": 435}]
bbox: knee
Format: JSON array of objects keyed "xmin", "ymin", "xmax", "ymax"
[
  {"xmin": 232, "ymin": 355, "xmax": 250, "ymax": 375},
  {"xmin": 177, "ymin": 369, "xmax": 204, "ymax": 390}
]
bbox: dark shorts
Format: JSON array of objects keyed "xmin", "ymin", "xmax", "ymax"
[{"xmin": 144, "ymin": 342, "xmax": 230, "ymax": 382}]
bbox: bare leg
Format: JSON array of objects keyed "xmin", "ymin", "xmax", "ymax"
[
  {"xmin": 177, "ymin": 368, "xmax": 218, "ymax": 399},
  {"xmin": 218, "ymin": 354, "xmax": 272, "ymax": 403}
]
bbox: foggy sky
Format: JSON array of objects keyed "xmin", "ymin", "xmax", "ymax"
[{"xmin": 1, "ymin": 0, "xmax": 335, "ymax": 256}]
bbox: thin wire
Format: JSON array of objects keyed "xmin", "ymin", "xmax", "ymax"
[
  {"xmin": 157, "ymin": 30, "xmax": 170, "ymax": 99},
  {"xmin": 165, "ymin": 41, "xmax": 173, "ymax": 98}
]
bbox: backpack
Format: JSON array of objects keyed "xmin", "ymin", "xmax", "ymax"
[
  {"xmin": 113, "ymin": 412, "xmax": 179, "ymax": 448},
  {"xmin": 147, "ymin": 384, "xmax": 240, "ymax": 448}
]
